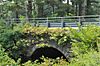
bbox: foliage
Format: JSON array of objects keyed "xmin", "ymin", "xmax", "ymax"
[
  {"xmin": 69, "ymin": 51, "xmax": 100, "ymax": 66},
  {"xmin": 1, "ymin": 0, "xmax": 100, "ymax": 19},
  {"xmin": 0, "ymin": 45, "xmax": 18, "ymax": 66},
  {"xmin": 22, "ymin": 23, "xmax": 71, "ymax": 46},
  {"xmin": 23, "ymin": 56, "xmax": 68, "ymax": 66},
  {"xmin": 68, "ymin": 25, "xmax": 100, "ymax": 66},
  {"xmin": 0, "ymin": 21, "xmax": 25, "ymax": 60},
  {"xmin": 36, "ymin": 43, "xmax": 51, "ymax": 48},
  {"xmin": 0, "ymin": 20, "xmax": 100, "ymax": 66},
  {"xmin": 22, "ymin": 51, "xmax": 100, "ymax": 66},
  {"xmin": 70, "ymin": 25, "xmax": 100, "ymax": 55}
]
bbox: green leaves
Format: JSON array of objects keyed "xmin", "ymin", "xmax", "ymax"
[
  {"xmin": 70, "ymin": 25, "xmax": 100, "ymax": 58},
  {"xmin": 69, "ymin": 51, "xmax": 100, "ymax": 66},
  {"xmin": 0, "ymin": 46, "xmax": 17, "ymax": 66}
]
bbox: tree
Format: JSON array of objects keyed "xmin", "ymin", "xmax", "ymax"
[
  {"xmin": 1, "ymin": 0, "xmax": 100, "ymax": 19},
  {"xmin": 86, "ymin": 0, "xmax": 100, "ymax": 15}
]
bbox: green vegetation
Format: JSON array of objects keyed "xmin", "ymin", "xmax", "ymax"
[
  {"xmin": 1, "ymin": 0, "xmax": 100, "ymax": 66},
  {"xmin": 0, "ymin": 20, "xmax": 100, "ymax": 66},
  {"xmin": 1, "ymin": 0, "xmax": 100, "ymax": 19},
  {"xmin": 0, "ymin": 45, "xmax": 17, "ymax": 66}
]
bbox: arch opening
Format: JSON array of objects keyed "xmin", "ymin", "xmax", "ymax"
[{"xmin": 30, "ymin": 46, "xmax": 67, "ymax": 62}]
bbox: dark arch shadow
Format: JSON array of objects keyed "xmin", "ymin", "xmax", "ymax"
[{"xmin": 30, "ymin": 46, "xmax": 67, "ymax": 62}]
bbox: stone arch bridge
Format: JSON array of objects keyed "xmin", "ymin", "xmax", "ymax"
[{"xmin": 21, "ymin": 28, "xmax": 72, "ymax": 62}]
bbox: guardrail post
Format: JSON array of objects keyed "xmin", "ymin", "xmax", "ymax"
[
  {"xmin": 46, "ymin": 17, "xmax": 49, "ymax": 27},
  {"xmin": 61, "ymin": 17, "xmax": 64, "ymax": 28},
  {"xmin": 99, "ymin": 16, "xmax": 100, "ymax": 25},
  {"xmin": 79, "ymin": 17, "xmax": 82, "ymax": 26},
  {"xmin": 36, "ymin": 21, "xmax": 39, "ymax": 27}
]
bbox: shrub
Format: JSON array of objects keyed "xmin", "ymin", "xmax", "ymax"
[
  {"xmin": 70, "ymin": 25, "xmax": 100, "ymax": 54},
  {"xmin": 0, "ymin": 45, "xmax": 18, "ymax": 66},
  {"xmin": 69, "ymin": 51, "xmax": 100, "ymax": 66},
  {"xmin": 23, "ymin": 56, "xmax": 68, "ymax": 66}
]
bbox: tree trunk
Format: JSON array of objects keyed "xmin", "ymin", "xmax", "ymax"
[
  {"xmin": 67, "ymin": 0, "xmax": 70, "ymax": 15},
  {"xmin": 51, "ymin": 4, "xmax": 55, "ymax": 17},
  {"xmin": 86, "ymin": 0, "xmax": 91, "ymax": 15},
  {"xmin": 15, "ymin": 10, "xmax": 19, "ymax": 22},
  {"xmin": 76, "ymin": 3, "xmax": 79, "ymax": 16},
  {"xmin": 15, "ymin": 2, "xmax": 19, "ymax": 23},
  {"xmin": 79, "ymin": 0, "xmax": 87, "ymax": 16},
  {"xmin": 81, "ymin": 0, "xmax": 87, "ymax": 16},
  {"xmin": 79, "ymin": 3, "xmax": 82, "ymax": 16},
  {"xmin": 37, "ymin": 4, "xmax": 44, "ymax": 17},
  {"xmin": 72, "ymin": 1, "xmax": 76, "ymax": 15},
  {"xmin": 27, "ymin": 0, "xmax": 32, "ymax": 19}
]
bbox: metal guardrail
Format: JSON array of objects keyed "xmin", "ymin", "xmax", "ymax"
[{"xmin": 4, "ymin": 15, "xmax": 100, "ymax": 28}]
